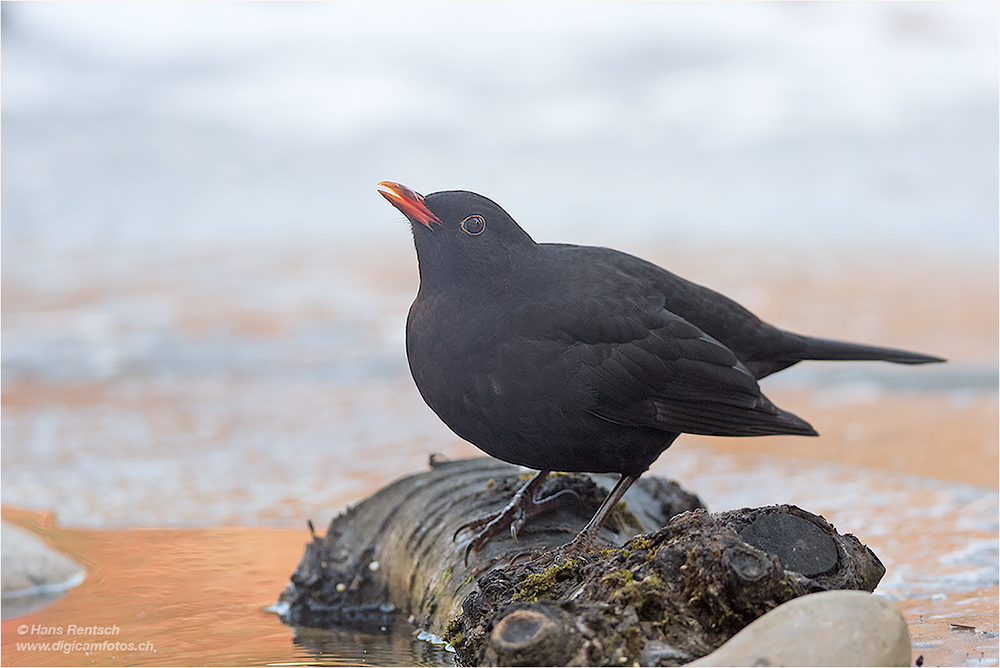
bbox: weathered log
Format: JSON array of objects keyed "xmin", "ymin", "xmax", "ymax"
[
  {"xmin": 274, "ymin": 457, "xmax": 703, "ymax": 631},
  {"xmin": 453, "ymin": 505, "xmax": 885, "ymax": 666},
  {"xmin": 274, "ymin": 457, "xmax": 885, "ymax": 666}
]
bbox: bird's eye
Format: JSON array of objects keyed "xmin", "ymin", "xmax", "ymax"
[{"xmin": 461, "ymin": 215, "xmax": 486, "ymax": 236}]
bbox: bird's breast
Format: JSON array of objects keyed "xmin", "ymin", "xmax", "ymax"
[{"xmin": 407, "ymin": 292, "xmax": 589, "ymax": 429}]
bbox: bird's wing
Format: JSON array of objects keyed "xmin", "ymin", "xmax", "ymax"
[{"xmin": 549, "ymin": 295, "xmax": 815, "ymax": 438}]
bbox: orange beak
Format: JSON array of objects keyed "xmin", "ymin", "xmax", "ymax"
[{"xmin": 378, "ymin": 181, "xmax": 441, "ymax": 230}]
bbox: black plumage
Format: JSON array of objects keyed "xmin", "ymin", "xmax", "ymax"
[{"xmin": 378, "ymin": 181, "xmax": 944, "ymax": 558}]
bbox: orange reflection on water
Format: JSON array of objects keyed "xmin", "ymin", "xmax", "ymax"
[
  {"xmin": 899, "ymin": 586, "xmax": 999, "ymax": 667},
  {"xmin": 1, "ymin": 508, "xmax": 308, "ymax": 667}
]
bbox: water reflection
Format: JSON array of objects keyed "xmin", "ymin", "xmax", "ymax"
[
  {"xmin": 2, "ymin": 441, "xmax": 997, "ymax": 665},
  {"xmin": 0, "ymin": 511, "xmax": 457, "ymax": 666},
  {"xmin": 290, "ymin": 625, "xmax": 454, "ymax": 667}
]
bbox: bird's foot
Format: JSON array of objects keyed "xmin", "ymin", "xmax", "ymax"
[
  {"xmin": 452, "ymin": 488, "xmax": 576, "ymax": 542},
  {"xmin": 458, "ymin": 489, "xmax": 579, "ymax": 566},
  {"xmin": 510, "ymin": 473, "xmax": 640, "ymax": 567},
  {"xmin": 511, "ymin": 528, "xmax": 602, "ymax": 567},
  {"xmin": 455, "ymin": 471, "xmax": 579, "ymax": 566}
]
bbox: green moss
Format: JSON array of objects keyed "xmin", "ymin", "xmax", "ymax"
[
  {"xmin": 630, "ymin": 536, "xmax": 652, "ymax": 551},
  {"xmin": 603, "ymin": 569, "xmax": 635, "ymax": 587},
  {"xmin": 599, "ymin": 631, "xmax": 624, "ymax": 665},
  {"xmin": 443, "ymin": 619, "xmax": 465, "ymax": 647},
  {"xmin": 623, "ymin": 624, "xmax": 644, "ymax": 658},
  {"xmin": 512, "ymin": 558, "xmax": 579, "ymax": 602},
  {"xmin": 603, "ymin": 569, "xmax": 669, "ymax": 623},
  {"xmin": 598, "ymin": 627, "xmax": 642, "ymax": 667},
  {"xmin": 618, "ymin": 536, "xmax": 656, "ymax": 566}
]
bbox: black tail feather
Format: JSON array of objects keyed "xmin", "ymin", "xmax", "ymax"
[
  {"xmin": 798, "ymin": 337, "xmax": 946, "ymax": 366},
  {"xmin": 747, "ymin": 334, "xmax": 946, "ymax": 379}
]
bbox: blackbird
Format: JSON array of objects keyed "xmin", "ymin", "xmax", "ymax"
[{"xmin": 378, "ymin": 181, "xmax": 944, "ymax": 560}]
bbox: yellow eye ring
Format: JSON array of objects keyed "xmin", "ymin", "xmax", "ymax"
[{"xmin": 461, "ymin": 215, "xmax": 486, "ymax": 236}]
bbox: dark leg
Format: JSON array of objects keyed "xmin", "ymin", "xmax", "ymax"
[
  {"xmin": 523, "ymin": 473, "xmax": 639, "ymax": 564},
  {"xmin": 455, "ymin": 470, "xmax": 579, "ymax": 564},
  {"xmin": 564, "ymin": 473, "xmax": 638, "ymax": 552}
]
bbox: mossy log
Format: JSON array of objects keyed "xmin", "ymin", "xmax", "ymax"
[
  {"xmin": 274, "ymin": 457, "xmax": 885, "ymax": 666},
  {"xmin": 274, "ymin": 457, "xmax": 702, "ymax": 631}
]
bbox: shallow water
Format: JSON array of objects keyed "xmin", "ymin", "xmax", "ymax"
[
  {"xmin": 0, "ymin": 509, "xmax": 457, "ymax": 667},
  {"xmin": 1, "ymin": 445, "xmax": 997, "ymax": 667},
  {"xmin": 2, "ymin": 243, "xmax": 996, "ymax": 666},
  {"xmin": 2, "ymin": 244, "xmax": 996, "ymax": 666}
]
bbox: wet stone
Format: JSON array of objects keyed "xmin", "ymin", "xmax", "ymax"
[
  {"xmin": 1, "ymin": 522, "xmax": 85, "ymax": 619},
  {"xmin": 639, "ymin": 641, "xmax": 694, "ymax": 666},
  {"xmin": 688, "ymin": 590, "xmax": 911, "ymax": 667},
  {"xmin": 738, "ymin": 513, "xmax": 838, "ymax": 577}
]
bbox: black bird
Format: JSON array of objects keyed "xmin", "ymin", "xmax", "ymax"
[{"xmin": 378, "ymin": 181, "xmax": 944, "ymax": 559}]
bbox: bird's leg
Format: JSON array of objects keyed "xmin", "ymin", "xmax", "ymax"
[
  {"xmin": 524, "ymin": 473, "xmax": 639, "ymax": 566},
  {"xmin": 453, "ymin": 471, "xmax": 549, "ymax": 541},
  {"xmin": 455, "ymin": 470, "xmax": 579, "ymax": 565}
]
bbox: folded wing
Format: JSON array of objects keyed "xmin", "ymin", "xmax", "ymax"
[{"xmin": 563, "ymin": 298, "xmax": 818, "ymax": 438}]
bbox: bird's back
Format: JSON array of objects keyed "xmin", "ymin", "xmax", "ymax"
[
  {"xmin": 405, "ymin": 242, "xmax": 817, "ymax": 476},
  {"xmin": 386, "ymin": 182, "xmax": 942, "ymax": 478},
  {"xmin": 537, "ymin": 243, "xmax": 941, "ymax": 378}
]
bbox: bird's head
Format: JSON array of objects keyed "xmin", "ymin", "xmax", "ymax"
[{"xmin": 378, "ymin": 181, "xmax": 536, "ymax": 288}]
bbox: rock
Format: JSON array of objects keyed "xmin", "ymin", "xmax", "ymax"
[
  {"xmin": 687, "ymin": 590, "xmax": 911, "ymax": 667},
  {"xmin": 1, "ymin": 521, "xmax": 85, "ymax": 619}
]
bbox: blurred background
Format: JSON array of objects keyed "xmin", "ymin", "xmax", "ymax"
[
  {"xmin": 2, "ymin": 4, "xmax": 997, "ymax": 663},
  {"xmin": 2, "ymin": 0, "xmax": 996, "ymax": 539}
]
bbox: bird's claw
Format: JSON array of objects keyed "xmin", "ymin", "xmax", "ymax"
[
  {"xmin": 455, "ymin": 475, "xmax": 581, "ymax": 565},
  {"xmin": 453, "ymin": 511, "xmax": 502, "ymax": 542},
  {"xmin": 509, "ymin": 531, "xmax": 598, "ymax": 568},
  {"xmin": 463, "ymin": 540, "xmax": 476, "ymax": 568},
  {"xmin": 509, "ymin": 548, "xmax": 547, "ymax": 567}
]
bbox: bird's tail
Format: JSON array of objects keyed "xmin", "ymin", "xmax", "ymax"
[
  {"xmin": 797, "ymin": 337, "xmax": 945, "ymax": 366},
  {"xmin": 747, "ymin": 332, "xmax": 946, "ymax": 380}
]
